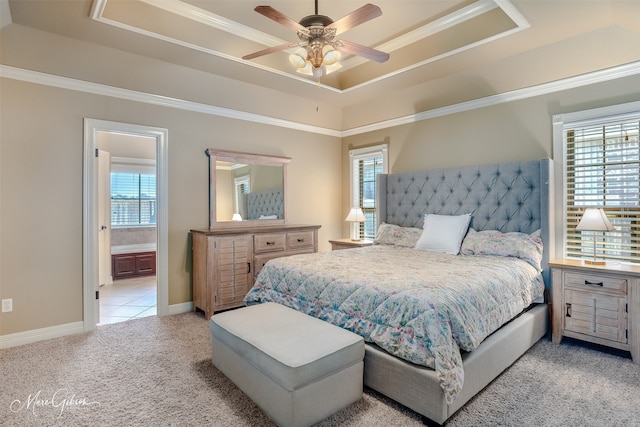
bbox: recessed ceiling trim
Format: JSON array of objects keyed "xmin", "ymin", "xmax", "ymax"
[
  {"xmin": 4, "ymin": 61, "xmax": 637, "ymax": 138},
  {"xmin": 495, "ymin": 0, "xmax": 531, "ymax": 29},
  {"xmin": 339, "ymin": 0, "xmax": 500, "ymax": 72},
  {"xmin": 137, "ymin": 0, "xmax": 284, "ymax": 47},
  {"xmin": 91, "ymin": 0, "xmax": 340, "ymax": 93},
  {"xmin": 91, "ymin": 0, "xmax": 529, "ymax": 93}
]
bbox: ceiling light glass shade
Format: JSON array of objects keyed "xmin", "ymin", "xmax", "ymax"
[
  {"xmin": 296, "ymin": 61, "xmax": 314, "ymax": 76},
  {"xmin": 289, "ymin": 48, "xmax": 308, "ymax": 68},
  {"xmin": 324, "ymin": 62, "xmax": 342, "ymax": 75},
  {"xmin": 322, "ymin": 45, "xmax": 340, "ymax": 65}
]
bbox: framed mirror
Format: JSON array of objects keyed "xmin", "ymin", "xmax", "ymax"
[{"xmin": 206, "ymin": 149, "xmax": 290, "ymax": 228}]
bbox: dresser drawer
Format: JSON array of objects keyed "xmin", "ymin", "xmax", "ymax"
[
  {"xmin": 287, "ymin": 231, "xmax": 315, "ymax": 250},
  {"xmin": 254, "ymin": 233, "xmax": 286, "ymax": 253},
  {"xmin": 564, "ymin": 272, "xmax": 628, "ymax": 294}
]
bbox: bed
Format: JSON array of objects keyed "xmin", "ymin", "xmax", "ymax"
[
  {"xmin": 244, "ymin": 158, "xmax": 553, "ymax": 425},
  {"xmin": 241, "ymin": 187, "xmax": 284, "ymax": 220}
]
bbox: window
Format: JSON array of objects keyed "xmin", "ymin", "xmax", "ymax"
[
  {"xmin": 234, "ymin": 175, "xmax": 250, "ymax": 216},
  {"xmin": 111, "ymin": 160, "xmax": 156, "ymax": 227},
  {"xmin": 553, "ymin": 101, "xmax": 640, "ymax": 263},
  {"xmin": 349, "ymin": 144, "xmax": 388, "ymax": 240}
]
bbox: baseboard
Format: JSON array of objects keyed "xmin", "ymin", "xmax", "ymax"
[
  {"xmin": 0, "ymin": 321, "xmax": 85, "ymax": 349},
  {"xmin": 168, "ymin": 301, "xmax": 193, "ymax": 315},
  {"xmin": 0, "ymin": 303, "xmax": 195, "ymax": 349}
]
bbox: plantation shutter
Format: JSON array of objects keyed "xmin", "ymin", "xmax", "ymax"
[
  {"xmin": 350, "ymin": 144, "xmax": 388, "ymax": 240},
  {"xmin": 565, "ymin": 116, "xmax": 640, "ymax": 263}
]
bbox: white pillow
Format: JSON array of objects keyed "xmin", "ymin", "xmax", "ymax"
[{"xmin": 414, "ymin": 213, "xmax": 471, "ymax": 254}]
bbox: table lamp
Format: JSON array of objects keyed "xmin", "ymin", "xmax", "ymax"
[
  {"xmin": 575, "ymin": 207, "xmax": 615, "ymax": 265},
  {"xmin": 345, "ymin": 207, "xmax": 366, "ymax": 241}
]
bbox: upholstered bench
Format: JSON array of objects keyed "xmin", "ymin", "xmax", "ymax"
[{"xmin": 209, "ymin": 302, "xmax": 365, "ymax": 427}]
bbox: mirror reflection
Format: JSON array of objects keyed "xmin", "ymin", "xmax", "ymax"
[
  {"xmin": 215, "ymin": 161, "xmax": 285, "ymax": 222},
  {"xmin": 207, "ymin": 149, "xmax": 290, "ymax": 228}
]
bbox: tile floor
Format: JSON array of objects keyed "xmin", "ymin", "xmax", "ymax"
[{"xmin": 98, "ymin": 275, "xmax": 157, "ymax": 325}]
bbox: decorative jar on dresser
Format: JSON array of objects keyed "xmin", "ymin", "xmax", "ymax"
[
  {"xmin": 191, "ymin": 224, "xmax": 320, "ymax": 318},
  {"xmin": 550, "ymin": 258, "xmax": 639, "ymax": 363}
]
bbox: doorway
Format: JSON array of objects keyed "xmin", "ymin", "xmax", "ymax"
[
  {"xmin": 83, "ymin": 119, "xmax": 168, "ymax": 331},
  {"xmin": 98, "ymin": 133, "xmax": 156, "ymax": 324}
]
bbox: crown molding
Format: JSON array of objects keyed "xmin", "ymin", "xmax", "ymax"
[
  {"xmin": 2, "ymin": 61, "xmax": 639, "ymax": 138},
  {"xmin": 0, "ymin": 65, "xmax": 341, "ymax": 137},
  {"xmin": 342, "ymin": 60, "xmax": 640, "ymax": 137}
]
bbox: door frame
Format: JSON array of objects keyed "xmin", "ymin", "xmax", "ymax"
[{"xmin": 83, "ymin": 118, "xmax": 169, "ymax": 331}]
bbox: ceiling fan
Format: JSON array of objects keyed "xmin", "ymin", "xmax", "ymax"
[{"xmin": 242, "ymin": 1, "xmax": 390, "ymax": 78}]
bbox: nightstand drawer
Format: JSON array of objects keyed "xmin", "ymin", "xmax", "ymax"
[
  {"xmin": 254, "ymin": 233, "xmax": 286, "ymax": 253},
  {"xmin": 564, "ymin": 272, "xmax": 627, "ymax": 294},
  {"xmin": 564, "ymin": 289, "xmax": 627, "ymax": 344}
]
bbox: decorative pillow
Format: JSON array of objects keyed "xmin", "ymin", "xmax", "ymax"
[
  {"xmin": 374, "ymin": 223, "xmax": 423, "ymax": 247},
  {"xmin": 460, "ymin": 228, "xmax": 543, "ymax": 271},
  {"xmin": 414, "ymin": 213, "xmax": 471, "ymax": 255}
]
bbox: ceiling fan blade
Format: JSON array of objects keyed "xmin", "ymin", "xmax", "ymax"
[
  {"xmin": 336, "ymin": 39, "xmax": 389, "ymax": 63},
  {"xmin": 325, "ymin": 4, "xmax": 382, "ymax": 35},
  {"xmin": 242, "ymin": 42, "xmax": 297, "ymax": 60},
  {"xmin": 254, "ymin": 6, "xmax": 306, "ymax": 33}
]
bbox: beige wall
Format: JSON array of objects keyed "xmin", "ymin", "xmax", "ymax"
[{"xmin": 0, "ymin": 78, "xmax": 341, "ymax": 335}]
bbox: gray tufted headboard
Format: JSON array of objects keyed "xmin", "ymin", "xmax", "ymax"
[
  {"xmin": 376, "ymin": 158, "xmax": 554, "ymax": 287},
  {"xmin": 243, "ymin": 188, "xmax": 284, "ymax": 220}
]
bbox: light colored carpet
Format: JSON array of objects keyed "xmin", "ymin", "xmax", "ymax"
[{"xmin": 1, "ymin": 312, "xmax": 639, "ymax": 426}]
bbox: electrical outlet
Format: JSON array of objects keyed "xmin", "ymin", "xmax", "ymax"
[{"xmin": 2, "ymin": 299, "xmax": 12, "ymax": 313}]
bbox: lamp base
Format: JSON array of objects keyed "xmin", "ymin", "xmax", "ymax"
[{"xmin": 584, "ymin": 259, "xmax": 606, "ymax": 266}]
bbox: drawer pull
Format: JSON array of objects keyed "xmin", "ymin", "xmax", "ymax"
[
  {"xmin": 566, "ymin": 303, "xmax": 572, "ymax": 318},
  {"xmin": 266, "ymin": 241, "xmax": 276, "ymax": 246},
  {"xmin": 297, "ymin": 238, "xmax": 305, "ymax": 243},
  {"xmin": 584, "ymin": 280, "xmax": 603, "ymax": 287},
  {"xmin": 247, "ymin": 262, "xmax": 251, "ymax": 274}
]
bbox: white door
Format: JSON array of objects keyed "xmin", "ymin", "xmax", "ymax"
[{"xmin": 98, "ymin": 149, "xmax": 112, "ymax": 291}]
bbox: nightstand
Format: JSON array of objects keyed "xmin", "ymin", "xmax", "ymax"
[
  {"xmin": 329, "ymin": 238, "xmax": 373, "ymax": 251},
  {"xmin": 549, "ymin": 258, "xmax": 639, "ymax": 364}
]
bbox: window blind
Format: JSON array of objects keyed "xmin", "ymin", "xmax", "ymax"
[
  {"xmin": 111, "ymin": 173, "xmax": 157, "ymax": 226},
  {"xmin": 357, "ymin": 156, "xmax": 384, "ymax": 239},
  {"xmin": 565, "ymin": 118, "xmax": 640, "ymax": 262},
  {"xmin": 350, "ymin": 144, "xmax": 388, "ymax": 240}
]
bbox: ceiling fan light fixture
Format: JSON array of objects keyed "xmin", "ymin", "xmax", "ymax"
[
  {"xmin": 289, "ymin": 48, "xmax": 308, "ymax": 68},
  {"xmin": 245, "ymin": 3, "xmax": 388, "ymax": 79}
]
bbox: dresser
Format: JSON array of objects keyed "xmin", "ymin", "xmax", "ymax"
[
  {"xmin": 191, "ymin": 224, "xmax": 320, "ymax": 318},
  {"xmin": 550, "ymin": 258, "xmax": 639, "ymax": 363}
]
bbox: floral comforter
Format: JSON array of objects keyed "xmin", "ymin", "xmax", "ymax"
[{"xmin": 243, "ymin": 245, "xmax": 544, "ymax": 403}]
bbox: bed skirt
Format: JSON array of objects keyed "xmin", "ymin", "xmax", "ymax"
[{"xmin": 363, "ymin": 303, "xmax": 549, "ymax": 425}]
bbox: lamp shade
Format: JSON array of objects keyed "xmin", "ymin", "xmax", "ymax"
[
  {"xmin": 345, "ymin": 207, "xmax": 366, "ymax": 222},
  {"xmin": 575, "ymin": 208, "xmax": 615, "ymax": 232}
]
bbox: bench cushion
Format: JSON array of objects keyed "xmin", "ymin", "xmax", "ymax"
[{"xmin": 210, "ymin": 302, "xmax": 364, "ymax": 391}]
